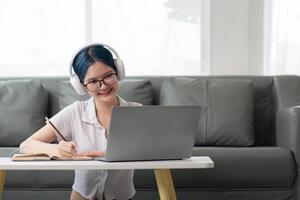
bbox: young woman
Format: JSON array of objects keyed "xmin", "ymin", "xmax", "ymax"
[{"xmin": 19, "ymin": 44, "xmax": 140, "ymax": 200}]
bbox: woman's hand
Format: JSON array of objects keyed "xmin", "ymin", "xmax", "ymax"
[
  {"xmin": 77, "ymin": 150, "xmax": 106, "ymax": 157},
  {"xmin": 57, "ymin": 141, "xmax": 77, "ymax": 158}
]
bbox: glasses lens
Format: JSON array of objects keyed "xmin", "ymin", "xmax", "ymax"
[
  {"xmin": 87, "ymin": 81, "xmax": 100, "ymax": 92},
  {"xmin": 103, "ymin": 74, "xmax": 117, "ymax": 85}
]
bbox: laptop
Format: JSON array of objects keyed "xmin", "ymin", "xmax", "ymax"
[{"xmin": 96, "ymin": 106, "xmax": 201, "ymax": 162}]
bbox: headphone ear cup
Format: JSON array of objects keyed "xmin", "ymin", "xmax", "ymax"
[
  {"xmin": 69, "ymin": 74, "xmax": 88, "ymax": 96},
  {"xmin": 114, "ymin": 58, "xmax": 125, "ymax": 81}
]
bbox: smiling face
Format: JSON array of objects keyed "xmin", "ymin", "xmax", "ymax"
[{"xmin": 83, "ymin": 61, "xmax": 119, "ymax": 104}]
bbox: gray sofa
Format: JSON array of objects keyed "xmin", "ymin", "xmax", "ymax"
[{"xmin": 0, "ymin": 75, "xmax": 299, "ymax": 200}]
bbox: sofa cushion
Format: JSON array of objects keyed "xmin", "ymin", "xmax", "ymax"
[
  {"xmin": 118, "ymin": 79, "xmax": 154, "ymax": 105},
  {"xmin": 134, "ymin": 147, "xmax": 296, "ymax": 189},
  {"xmin": 0, "ymin": 80, "xmax": 48, "ymax": 147},
  {"xmin": 160, "ymin": 78, "xmax": 255, "ymax": 146},
  {"xmin": 58, "ymin": 81, "xmax": 89, "ymax": 109},
  {"xmin": 59, "ymin": 79, "xmax": 154, "ymax": 109}
]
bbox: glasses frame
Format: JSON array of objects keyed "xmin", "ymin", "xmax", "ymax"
[{"xmin": 84, "ymin": 73, "xmax": 117, "ymax": 92}]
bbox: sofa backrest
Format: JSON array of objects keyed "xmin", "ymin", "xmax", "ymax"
[
  {"xmin": 0, "ymin": 76, "xmax": 276, "ymax": 147},
  {"xmin": 141, "ymin": 76, "xmax": 274, "ymax": 146}
]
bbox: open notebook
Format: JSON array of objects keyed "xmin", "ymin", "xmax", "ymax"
[{"xmin": 11, "ymin": 153, "xmax": 94, "ymax": 161}]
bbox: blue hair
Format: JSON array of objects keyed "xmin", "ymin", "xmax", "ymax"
[{"xmin": 72, "ymin": 44, "xmax": 116, "ymax": 83}]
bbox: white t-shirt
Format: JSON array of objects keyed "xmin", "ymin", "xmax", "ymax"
[{"xmin": 50, "ymin": 96, "xmax": 142, "ymax": 200}]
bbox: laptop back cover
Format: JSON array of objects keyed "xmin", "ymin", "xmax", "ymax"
[{"xmin": 105, "ymin": 106, "xmax": 201, "ymax": 161}]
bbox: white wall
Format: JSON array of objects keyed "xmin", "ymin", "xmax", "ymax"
[
  {"xmin": 248, "ymin": 0, "xmax": 264, "ymax": 75},
  {"xmin": 209, "ymin": 0, "xmax": 264, "ymax": 75}
]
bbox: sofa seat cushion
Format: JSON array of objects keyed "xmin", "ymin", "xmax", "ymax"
[
  {"xmin": 0, "ymin": 80, "xmax": 48, "ymax": 147},
  {"xmin": 5, "ymin": 170, "xmax": 74, "ymax": 189},
  {"xmin": 160, "ymin": 78, "xmax": 255, "ymax": 146},
  {"xmin": 134, "ymin": 147, "xmax": 296, "ymax": 189}
]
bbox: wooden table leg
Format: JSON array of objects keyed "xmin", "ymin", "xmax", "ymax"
[
  {"xmin": 154, "ymin": 169, "xmax": 177, "ymax": 200},
  {"xmin": 0, "ymin": 170, "xmax": 6, "ymax": 200}
]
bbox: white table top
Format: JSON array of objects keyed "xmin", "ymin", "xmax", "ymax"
[{"xmin": 0, "ymin": 156, "xmax": 214, "ymax": 170}]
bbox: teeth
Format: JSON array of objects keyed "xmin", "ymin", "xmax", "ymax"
[{"xmin": 100, "ymin": 88, "xmax": 111, "ymax": 95}]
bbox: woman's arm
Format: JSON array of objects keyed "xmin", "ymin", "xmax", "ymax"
[{"xmin": 19, "ymin": 124, "xmax": 76, "ymax": 158}]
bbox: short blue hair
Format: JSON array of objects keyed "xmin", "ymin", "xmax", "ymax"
[{"xmin": 72, "ymin": 44, "xmax": 116, "ymax": 83}]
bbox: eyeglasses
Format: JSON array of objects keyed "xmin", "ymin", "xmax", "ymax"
[{"xmin": 84, "ymin": 73, "xmax": 117, "ymax": 92}]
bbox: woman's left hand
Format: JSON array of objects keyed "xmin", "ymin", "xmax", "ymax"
[{"xmin": 77, "ymin": 150, "xmax": 106, "ymax": 157}]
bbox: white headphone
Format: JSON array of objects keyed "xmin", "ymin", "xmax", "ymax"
[{"xmin": 69, "ymin": 43, "xmax": 126, "ymax": 95}]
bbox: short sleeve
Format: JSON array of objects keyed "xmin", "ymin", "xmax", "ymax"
[{"xmin": 49, "ymin": 102, "xmax": 79, "ymax": 141}]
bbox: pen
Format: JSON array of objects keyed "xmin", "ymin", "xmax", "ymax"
[
  {"xmin": 45, "ymin": 117, "xmax": 77, "ymax": 157},
  {"xmin": 45, "ymin": 117, "xmax": 68, "ymax": 141}
]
